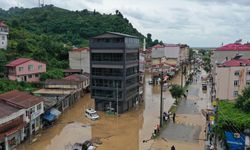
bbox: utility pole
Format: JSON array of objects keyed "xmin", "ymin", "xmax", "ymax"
[
  {"xmin": 181, "ymin": 61, "xmax": 183, "ymax": 88},
  {"xmin": 116, "ymin": 82, "xmax": 119, "ymax": 116},
  {"xmin": 214, "ymin": 97, "xmax": 219, "ymax": 150},
  {"xmin": 160, "ymin": 71, "xmax": 164, "ymax": 127}
]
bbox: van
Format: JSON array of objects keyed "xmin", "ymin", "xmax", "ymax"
[{"xmin": 85, "ymin": 108, "xmax": 99, "ymax": 120}]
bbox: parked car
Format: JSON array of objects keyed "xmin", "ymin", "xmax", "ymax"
[
  {"xmin": 85, "ymin": 108, "xmax": 99, "ymax": 120},
  {"xmin": 148, "ymin": 80, "xmax": 153, "ymax": 84}
]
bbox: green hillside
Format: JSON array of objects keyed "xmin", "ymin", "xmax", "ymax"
[{"xmin": 0, "ymin": 5, "xmax": 146, "ymax": 69}]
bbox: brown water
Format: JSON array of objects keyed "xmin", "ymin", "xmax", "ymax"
[{"xmin": 18, "ymin": 73, "xmax": 180, "ymax": 150}]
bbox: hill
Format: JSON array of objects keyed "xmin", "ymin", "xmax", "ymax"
[{"xmin": 0, "ymin": 5, "xmax": 146, "ymax": 70}]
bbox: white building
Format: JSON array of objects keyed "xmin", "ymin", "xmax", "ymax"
[
  {"xmin": 69, "ymin": 48, "xmax": 90, "ymax": 73},
  {"xmin": 0, "ymin": 21, "xmax": 8, "ymax": 50}
]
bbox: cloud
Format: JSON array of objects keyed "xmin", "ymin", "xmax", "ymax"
[{"xmin": 0, "ymin": 0, "xmax": 250, "ymax": 46}]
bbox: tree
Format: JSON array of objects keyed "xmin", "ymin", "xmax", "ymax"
[
  {"xmin": 146, "ymin": 33, "xmax": 153, "ymax": 48},
  {"xmin": 235, "ymin": 85, "xmax": 250, "ymax": 112},
  {"xmin": 40, "ymin": 69, "xmax": 64, "ymax": 81},
  {"xmin": 169, "ymin": 84, "xmax": 185, "ymax": 104}
]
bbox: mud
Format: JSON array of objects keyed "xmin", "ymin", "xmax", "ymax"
[{"xmin": 18, "ymin": 73, "xmax": 180, "ymax": 150}]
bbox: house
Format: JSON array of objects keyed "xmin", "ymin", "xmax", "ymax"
[
  {"xmin": 34, "ymin": 79, "xmax": 83, "ymax": 112},
  {"xmin": 90, "ymin": 32, "xmax": 140, "ymax": 113},
  {"xmin": 64, "ymin": 74, "xmax": 89, "ymax": 91},
  {"xmin": 0, "ymin": 21, "xmax": 8, "ymax": 50},
  {"xmin": 215, "ymin": 58, "xmax": 250, "ymax": 100},
  {"xmin": 0, "ymin": 101, "xmax": 26, "ymax": 150},
  {"xmin": 0, "ymin": 90, "xmax": 44, "ymax": 138},
  {"xmin": 63, "ymin": 69, "xmax": 82, "ymax": 77},
  {"xmin": 69, "ymin": 47, "xmax": 90, "ymax": 73},
  {"xmin": 5, "ymin": 58, "xmax": 46, "ymax": 82}
]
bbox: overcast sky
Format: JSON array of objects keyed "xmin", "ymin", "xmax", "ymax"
[{"xmin": 1, "ymin": 0, "xmax": 250, "ymax": 47}]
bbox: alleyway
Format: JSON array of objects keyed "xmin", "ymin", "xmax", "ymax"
[
  {"xmin": 18, "ymin": 73, "xmax": 179, "ymax": 150},
  {"xmin": 151, "ymin": 70, "xmax": 210, "ymax": 150}
]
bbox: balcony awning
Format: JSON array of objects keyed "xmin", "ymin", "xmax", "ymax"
[
  {"xmin": 43, "ymin": 113, "xmax": 56, "ymax": 122},
  {"xmin": 50, "ymin": 108, "xmax": 61, "ymax": 118}
]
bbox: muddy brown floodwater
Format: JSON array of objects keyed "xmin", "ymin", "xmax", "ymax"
[{"xmin": 18, "ymin": 73, "xmax": 180, "ymax": 150}]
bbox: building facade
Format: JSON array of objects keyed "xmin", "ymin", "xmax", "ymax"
[
  {"xmin": 90, "ymin": 32, "xmax": 140, "ymax": 113},
  {"xmin": 215, "ymin": 59, "xmax": 250, "ymax": 100},
  {"xmin": 5, "ymin": 58, "xmax": 46, "ymax": 82},
  {"xmin": 0, "ymin": 21, "xmax": 8, "ymax": 50},
  {"xmin": 0, "ymin": 101, "xmax": 26, "ymax": 150},
  {"xmin": 69, "ymin": 48, "xmax": 90, "ymax": 73},
  {"xmin": 0, "ymin": 90, "xmax": 44, "ymax": 138}
]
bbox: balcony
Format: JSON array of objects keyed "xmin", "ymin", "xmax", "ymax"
[{"xmin": 92, "ymin": 61, "xmax": 123, "ymax": 65}]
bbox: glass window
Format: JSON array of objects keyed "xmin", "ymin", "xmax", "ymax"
[
  {"xmin": 246, "ymin": 80, "xmax": 250, "ymax": 85},
  {"xmin": 19, "ymin": 67, "xmax": 24, "ymax": 72},
  {"xmin": 247, "ymin": 71, "xmax": 250, "ymax": 76},
  {"xmin": 28, "ymin": 75, "xmax": 32, "ymax": 78},
  {"xmin": 234, "ymin": 80, "xmax": 239, "ymax": 86},
  {"xmin": 234, "ymin": 71, "xmax": 240, "ymax": 76},
  {"xmin": 35, "ymin": 74, "xmax": 39, "ymax": 78},
  {"xmin": 28, "ymin": 65, "xmax": 34, "ymax": 71},
  {"xmin": 233, "ymin": 91, "xmax": 238, "ymax": 97},
  {"xmin": 38, "ymin": 65, "xmax": 42, "ymax": 70},
  {"xmin": 37, "ymin": 104, "xmax": 41, "ymax": 110}
]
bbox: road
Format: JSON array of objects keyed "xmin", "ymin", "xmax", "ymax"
[
  {"xmin": 151, "ymin": 69, "xmax": 210, "ymax": 150},
  {"xmin": 18, "ymin": 73, "xmax": 180, "ymax": 150}
]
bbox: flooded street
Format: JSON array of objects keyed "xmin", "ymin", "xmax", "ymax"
[{"xmin": 18, "ymin": 73, "xmax": 179, "ymax": 150}]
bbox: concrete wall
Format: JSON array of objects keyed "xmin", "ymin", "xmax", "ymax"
[
  {"xmin": 0, "ymin": 27, "xmax": 8, "ymax": 50},
  {"xmin": 69, "ymin": 51, "xmax": 90, "ymax": 73}
]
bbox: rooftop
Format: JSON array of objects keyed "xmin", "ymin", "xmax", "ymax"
[
  {"xmin": 64, "ymin": 74, "xmax": 88, "ymax": 82},
  {"xmin": 64, "ymin": 69, "xmax": 82, "ymax": 73},
  {"xmin": 33, "ymin": 88, "xmax": 74, "ymax": 95},
  {"xmin": 70, "ymin": 47, "xmax": 89, "ymax": 52},
  {"xmin": 216, "ymin": 43, "xmax": 250, "ymax": 51},
  {"xmin": 0, "ymin": 21, "xmax": 7, "ymax": 27},
  {"xmin": 0, "ymin": 90, "xmax": 43, "ymax": 109},
  {"xmin": 5, "ymin": 58, "xmax": 31, "ymax": 67},
  {"xmin": 153, "ymin": 44, "xmax": 180, "ymax": 49},
  {"xmin": 219, "ymin": 59, "xmax": 250, "ymax": 67},
  {"xmin": 92, "ymin": 32, "xmax": 138, "ymax": 39},
  {"xmin": 0, "ymin": 101, "xmax": 21, "ymax": 118},
  {"xmin": 45, "ymin": 79, "xmax": 81, "ymax": 86}
]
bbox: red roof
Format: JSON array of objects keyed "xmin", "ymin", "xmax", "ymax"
[
  {"xmin": 71, "ymin": 47, "xmax": 89, "ymax": 52},
  {"xmin": 0, "ymin": 101, "xmax": 21, "ymax": 118},
  {"xmin": 0, "ymin": 90, "xmax": 43, "ymax": 109},
  {"xmin": 220, "ymin": 59, "xmax": 250, "ymax": 67},
  {"xmin": 0, "ymin": 21, "xmax": 7, "ymax": 27},
  {"xmin": 5, "ymin": 58, "xmax": 31, "ymax": 67},
  {"xmin": 216, "ymin": 43, "xmax": 250, "ymax": 51}
]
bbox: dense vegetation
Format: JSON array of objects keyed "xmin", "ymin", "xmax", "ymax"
[
  {"xmin": 235, "ymin": 85, "xmax": 250, "ymax": 112},
  {"xmin": 218, "ymin": 101, "xmax": 250, "ymax": 131},
  {"xmin": 0, "ymin": 5, "xmax": 159, "ymax": 69},
  {"xmin": 0, "ymin": 79, "xmax": 37, "ymax": 94},
  {"xmin": 199, "ymin": 49, "xmax": 212, "ymax": 73}
]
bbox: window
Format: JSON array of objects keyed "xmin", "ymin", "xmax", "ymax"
[
  {"xmin": 247, "ymin": 71, "xmax": 250, "ymax": 76},
  {"xmin": 28, "ymin": 75, "xmax": 32, "ymax": 78},
  {"xmin": 35, "ymin": 74, "xmax": 39, "ymax": 78},
  {"xmin": 30, "ymin": 107, "xmax": 35, "ymax": 114},
  {"xmin": 234, "ymin": 71, "xmax": 240, "ymax": 76},
  {"xmin": 247, "ymin": 80, "xmax": 250, "ymax": 85},
  {"xmin": 233, "ymin": 91, "xmax": 238, "ymax": 97},
  {"xmin": 38, "ymin": 65, "xmax": 42, "ymax": 70},
  {"xmin": 37, "ymin": 104, "xmax": 41, "ymax": 110},
  {"xmin": 2, "ymin": 36, "xmax": 5, "ymax": 40},
  {"xmin": 28, "ymin": 65, "xmax": 34, "ymax": 71},
  {"xmin": 234, "ymin": 80, "xmax": 239, "ymax": 86},
  {"xmin": 19, "ymin": 67, "xmax": 24, "ymax": 72}
]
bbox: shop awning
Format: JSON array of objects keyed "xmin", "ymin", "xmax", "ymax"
[
  {"xmin": 43, "ymin": 113, "xmax": 56, "ymax": 122},
  {"xmin": 50, "ymin": 108, "xmax": 61, "ymax": 118}
]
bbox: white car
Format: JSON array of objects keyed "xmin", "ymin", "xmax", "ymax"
[{"xmin": 85, "ymin": 108, "xmax": 99, "ymax": 120}]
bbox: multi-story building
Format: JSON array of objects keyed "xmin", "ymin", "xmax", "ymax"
[
  {"xmin": 90, "ymin": 32, "xmax": 140, "ymax": 113},
  {"xmin": 5, "ymin": 58, "xmax": 46, "ymax": 82},
  {"xmin": 69, "ymin": 47, "xmax": 90, "ymax": 73},
  {"xmin": 0, "ymin": 90, "xmax": 44, "ymax": 137},
  {"xmin": 215, "ymin": 58, "xmax": 250, "ymax": 100},
  {"xmin": 0, "ymin": 101, "xmax": 26, "ymax": 150},
  {"xmin": 0, "ymin": 21, "xmax": 8, "ymax": 50}
]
